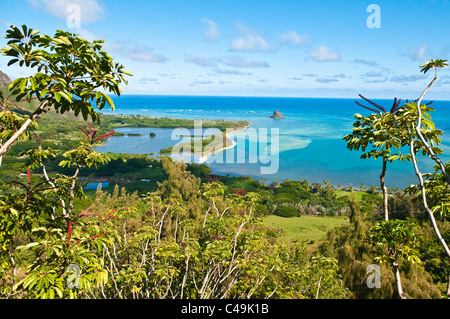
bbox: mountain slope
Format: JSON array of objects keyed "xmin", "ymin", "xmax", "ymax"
[{"xmin": 0, "ymin": 70, "xmax": 12, "ymax": 86}]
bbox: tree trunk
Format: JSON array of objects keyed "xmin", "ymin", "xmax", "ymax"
[
  {"xmin": 415, "ymin": 75, "xmax": 450, "ymax": 184},
  {"xmin": 380, "ymin": 156, "xmax": 389, "ymax": 221},
  {"xmin": 408, "ymin": 131, "xmax": 450, "ymax": 259},
  {"xmin": 68, "ymin": 165, "xmax": 81, "ymax": 216},
  {"xmin": 0, "ymin": 100, "xmax": 48, "ymax": 158},
  {"xmin": 393, "ymin": 262, "xmax": 406, "ymax": 299}
]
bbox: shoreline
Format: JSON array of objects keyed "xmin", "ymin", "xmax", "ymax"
[{"xmin": 197, "ymin": 122, "xmax": 252, "ymax": 164}]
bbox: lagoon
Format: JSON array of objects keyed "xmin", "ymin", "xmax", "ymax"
[
  {"xmin": 84, "ymin": 182, "xmax": 110, "ymax": 190},
  {"xmin": 96, "ymin": 95, "xmax": 450, "ymax": 189},
  {"xmin": 94, "ymin": 127, "xmax": 222, "ymax": 155}
]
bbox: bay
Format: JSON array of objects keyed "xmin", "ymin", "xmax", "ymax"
[{"xmin": 96, "ymin": 95, "xmax": 450, "ymax": 189}]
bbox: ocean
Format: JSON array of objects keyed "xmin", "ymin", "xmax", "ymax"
[{"xmin": 95, "ymin": 95, "xmax": 450, "ymax": 189}]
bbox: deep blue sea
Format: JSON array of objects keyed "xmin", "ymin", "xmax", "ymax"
[{"xmin": 95, "ymin": 95, "xmax": 450, "ymax": 189}]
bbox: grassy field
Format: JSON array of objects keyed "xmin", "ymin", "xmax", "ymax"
[
  {"xmin": 262, "ymin": 215, "xmax": 348, "ymax": 247},
  {"xmin": 334, "ymin": 190, "xmax": 365, "ymax": 202}
]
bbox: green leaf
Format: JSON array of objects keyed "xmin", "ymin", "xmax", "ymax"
[
  {"xmin": 121, "ymin": 70, "xmax": 133, "ymax": 76},
  {"xmin": 54, "ymin": 92, "xmax": 61, "ymax": 103},
  {"xmin": 20, "ymin": 78, "xmax": 28, "ymax": 91},
  {"xmin": 30, "ymin": 77, "xmax": 36, "ymax": 91},
  {"xmin": 53, "ymin": 36, "xmax": 71, "ymax": 46},
  {"xmin": 53, "ymin": 285, "xmax": 63, "ymax": 298},
  {"xmin": 40, "ymin": 89, "xmax": 49, "ymax": 97},
  {"xmin": 420, "ymin": 59, "xmax": 449, "ymax": 74},
  {"xmin": 58, "ymin": 91, "xmax": 73, "ymax": 102},
  {"xmin": 23, "ymin": 275, "xmax": 38, "ymax": 289},
  {"xmin": 26, "ymin": 242, "xmax": 40, "ymax": 249},
  {"xmin": 102, "ymin": 93, "xmax": 114, "ymax": 111},
  {"xmin": 7, "ymin": 58, "xmax": 19, "ymax": 66},
  {"xmin": 8, "ymin": 77, "xmax": 23, "ymax": 90}
]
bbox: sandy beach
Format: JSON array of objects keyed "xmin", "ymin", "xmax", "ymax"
[{"xmin": 198, "ymin": 122, "xmax": 252, "ymax": 164}]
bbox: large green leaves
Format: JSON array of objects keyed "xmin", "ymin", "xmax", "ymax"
[
  {"xmin": 370, "ymin": 219, "xmax": 421, "ymax": 264},
  {"xmin": 420, "ymin": 59, "xmax": 448, "ymax": 74},
  {"xmin": 344, "ymin": 102, "xmax": 443, "ymax": 162},
  {"xmin": 1, "ymin": 25, "xmax": 132, "ymax": 123}
]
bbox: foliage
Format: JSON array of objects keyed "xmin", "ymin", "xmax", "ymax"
[
  {"xmin": 342, "ymin": 58, "xmax": 450, "ymax": 298},
  {"xmin": 1, "ymin": 25, "xmax": 449, "ymax": 299},
  {"xmin": 319, "ymin": 199, "xmax": 442, "ymax": 299},
  {"xmin": 370, "ymin": 219, "xmax": 421, "ymax": 264},
  {"xmin": 0, "ymin": 25, "xmax": 131, "ymax": 122},
  {"xmin": 420, "ymin": 59, "xmax": 448, "ymax": 75},
  {"xmin": 405, "ymin": 163, "xmax": 450, "ymax": 218},
  {"xmin": 344, "ymin": 101, "xmax": 441, "ymax": 163},
  {"xmin": 0, "ymin": 158, "xmax": 348, "ymax": 299},
  {"xmin": 275, "ymin": 206, "xmax": 299, "ymax": 218},
  {"xmin": 0, "ymin": 92, "xmax": 37, "ymax": 146}
]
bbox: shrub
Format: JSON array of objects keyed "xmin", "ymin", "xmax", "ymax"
[{"xmin": 275, "ymin": 206, "xmax": 299, "ymax": 218}]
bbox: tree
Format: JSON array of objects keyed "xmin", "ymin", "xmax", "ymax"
[
  {"xmin": 344, "ymin": 58, "xmax": 450, "ymax": 297},
  {"xmin": 20, "ymin": 132, "xmax": 63, "ymax": 217},
  {"xmin": 0, "ymin": 25, "xmax": 132, "ymax": 158},
  {"xmin": 58, "ymin": 123, "xmax": 115, "ymax": 215},
  {"xmin": 0, "ymin": 25, "xmax": 131, "ymax": 298},
  {"xmin": 370, "ymin": 219, "xmax": 421, "ymax": 299},
  {"xmin": 0, "ymin": 90, "xmax": 37, "ymax": 167},
  {"xmin": 343, "ymin": 96, "xmax": 430, "ymax": 221},
  {"xmin": 404, "ymin": 59, "xmax": 450, "ymax": 292}
]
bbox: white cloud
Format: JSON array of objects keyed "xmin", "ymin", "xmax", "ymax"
[
  {"xmin": 332, "ymin": 73, "xmax": 346, "ymax": 78},
  {"xmin": 202, "ymin": 18, "xmax": 219, "ymax": 42},
  {"xmin": 353, "ymin": 58, "xmax": 391, "ymax": 73},
  {"xmin": 139, "ymin": 77, "xmax": 159, "ymax": 85},
  {"xmin": 219, "ymin": 56, "xmax": 269, "ymax": 68},
  {"xmin": 408, "ymin": 44, "xmax": 430, "ymax": 62},
  {"xmin": 107, "ymin": 41, "xmax": 168, "ymax": 63},
  {"xmin": 279, "ymin": 30, "xmax": 311, "ymax": 47},
  {"xmin": 230, "ymin": 23, "xmax": 271, "ymax": 52},
  {"xmin": 125, "ymin": 46, "xmax": 167, "ymax": 63},
  {"xmin": 390, "ymin": 74, "xmax": 427, "ymax": 83},
  {"xmin": 28, "ymin": 0, "xmax": 104, "ymax": 24},
  {"xmin": 185, "ymin": 54, "xmax": 269, "ymax": 71},
  {"xmin": 185, "ymin": 54, "xmax": 216, "ymax": 67},
  {"xmin": 364, "ymin": 71, "xmax": 383, "ymax": 77},
  {"xmin": 353, "ymin": 58, "xmax": 379, "ymax": 67},
  {"xmin": 189, "ymin": 79, "xmax": 214, "ymax": 86},
  {"xmin": 302, "ymin": 73, "xmax": 318, "ymax": 77},
  {"xmin": 315, "ymin": 77, "xmax": 339, "ymax": 83},
  {"xmin": 215, "ymin": 68, "xmax": 252, "ymax": 76},
  {"xmin": 310, "ymin": 45, "xmax": 341, "ymax": 62}
]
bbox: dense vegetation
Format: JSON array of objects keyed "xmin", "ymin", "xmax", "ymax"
[{"xmin": 0, "ymin": 25, "xmax": 449, "ymax": 299}]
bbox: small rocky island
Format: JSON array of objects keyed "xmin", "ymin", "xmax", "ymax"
[{"xmin": 269, "ymin": 110, "xmax": 285, "ymax": 119}]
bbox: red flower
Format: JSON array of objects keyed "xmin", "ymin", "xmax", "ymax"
[
  {"xmin": 66, "ymin": 221, "xmax": 73, "ymax": 246},
  {"xmin": 90, "ymin": 232, "xmax": 107, "ymax": 240},
  {"xmin": 227, "ymin": 186, "xmax": 247, "ymax": 196},
  {"xmin": 79, "ymin": 124, "xmax": 114, "ymax": 145}
]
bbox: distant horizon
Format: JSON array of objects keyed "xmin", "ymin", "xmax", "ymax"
[{"xmin": 111, "ymin": 92, "xmax": 449, "ymax": 103}]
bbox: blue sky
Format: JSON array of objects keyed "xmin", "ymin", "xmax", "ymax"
[{"xmin": 1, "ymin": 0, "xmax": 450, "ymax": 99}]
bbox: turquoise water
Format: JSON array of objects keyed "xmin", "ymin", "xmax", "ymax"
[
  {"xmin": 96, "ymin": 95, "xmax": 450, "ymax": 189},
  {"xmin": 84, "ymin": 182, "xmax": 110, "ymax": 190}
]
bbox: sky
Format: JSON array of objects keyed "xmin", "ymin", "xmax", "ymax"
[{"xmin": 1, "ymin": 0, "xmax": 450, "ymax": 99}]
